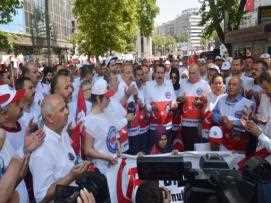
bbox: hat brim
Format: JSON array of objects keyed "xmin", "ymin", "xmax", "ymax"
[{"xmin": 12, "ymin": 89, "xmax": 25, "ymax": 103}]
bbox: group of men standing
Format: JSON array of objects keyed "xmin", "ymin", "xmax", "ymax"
[{"xmin": 1, "ymin": 52, "xmax": 271, "ymax": 202}]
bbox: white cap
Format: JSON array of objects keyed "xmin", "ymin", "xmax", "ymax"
[
  {"xmin": 221, "ymin": 61, "xmax": 231, "ymax": 71},
  {"xmin": 208, "ymin": 63, "xmax": 220, "ymax": 73},
  {"xmin": 260, "ymin": 53, "xmax": 270, "ymax": 59},
  {"xmin": 209, "ymin": 126, "xmax": 223, "ymax": 140},
  {"xmin": 91, "ymin": 78, "xmax": 108, "ymax": 95},
  {"xmin": 0, "ymin": 84, "xmax": 25, "ymax": 108},
  {"xmin": 165, "ymin": 60, "xmax": 170, "ymax": 65}
]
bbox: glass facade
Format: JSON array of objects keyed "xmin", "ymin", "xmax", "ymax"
[{"xmin": 0, "ymin": 0, "xmax": 73, "ymax": 45}]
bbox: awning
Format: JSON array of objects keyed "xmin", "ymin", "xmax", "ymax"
[{"xmin": 225, "ymin": 23, "xmax": 271, "ymax": 44}]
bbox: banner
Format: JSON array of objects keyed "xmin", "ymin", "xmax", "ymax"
[{"xmin": 106, "ymin": 152, "xmax": 245, "ymax": 203}]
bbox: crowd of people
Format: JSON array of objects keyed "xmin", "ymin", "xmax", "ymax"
[{"xmin": 1, "ymin": 52, "xmax": 271, "ymax": 203}]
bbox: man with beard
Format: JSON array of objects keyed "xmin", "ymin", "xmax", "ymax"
[
  {"xmin": 15, "ymin": 77, "xmax": 40, "ymax": 126},
  {"xmin": 22, "ymin": 63, "xmax": 42, "ymax": 104},
  {"xmin": 244, "ymin": 56, "xmax": 254, "ymax": 77},
  {"xmin": 111, "ymin": 63, "xmax": 144, "ymax": 154},
  {"xmin": 246, "ymin": 60, "xmax": 268, "ymax": 107},
  {"xmin": 51, "ymin": 69, "xmax": 74, "ymax": 125},
  {"xmin": 134, "ymin": 66, "xmax": 149, "ymax": 153},
  {"xmin": 145, "ymin": 64, "xmax": 177, "ymax": 151},
  {"xmin": 226, "ymin": 57, "xmax": 254, "ymax": 93},
  {"xmin": 178, "ymin": 64, "xmax": 210, "ymax": 150}
]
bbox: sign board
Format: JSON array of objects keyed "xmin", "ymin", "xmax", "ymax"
[{"xmin": 258, "ymin": 6, "xmax": 271, "ymax": 25}]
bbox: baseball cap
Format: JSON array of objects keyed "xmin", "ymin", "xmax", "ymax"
[
  {"xmin": 208, "ymin": 126, "xmax": 223, "ymax": 144},
  {"xmin": 260, "ymin": 53, "xmax": 270, "ymax": 59},
  {"xmin": 91, "ymin": 78, "xmax": 113, "ymax": 97},
  {"xmin": 221, "ymin": 61, "xmax": 231, "ymax": 71},
  {"xmin": 164, "ymin": 60, "xmax": 170, "ymax": 65},
  {"xmin": 0, "ymin": 85, "xmax": 25, "ymax": 108},
  {"xmin": 208, "ymin": 63, "xmax": 220, "ymax": 73}
]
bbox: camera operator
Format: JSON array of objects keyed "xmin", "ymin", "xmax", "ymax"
[{"xmin": 29, "ymin": 94, "xmax": 90, "ymax": 202}]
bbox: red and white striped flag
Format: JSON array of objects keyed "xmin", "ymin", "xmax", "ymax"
[{"xmin": 71, "ymin": 88, "xmax": 87, "ymax": 155}]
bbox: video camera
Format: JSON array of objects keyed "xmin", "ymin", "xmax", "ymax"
[
  {"xmin": 137, "ymin": 154, "xmax": 271, "ymax": 203},
  {"xmin": 54, "ymin": 169, "xmax": 110, "ymax": 203}
]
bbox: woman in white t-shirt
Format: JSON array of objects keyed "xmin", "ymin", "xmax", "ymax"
[
  {"xmin": 202, "ymin": 74, "xmax": 225, "ymax": 139},
  {"xmin": 83, "ymin": 78, "xmax": 119, "ymax": 174}
]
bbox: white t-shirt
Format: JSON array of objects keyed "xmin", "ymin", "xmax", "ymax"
[
  {"xmin": 206, "ymin": 92, "xmax": 225, "ymax": 112},
  {"xmin": 0, "ymin": 137, "xmax": 29, "ymax": 203},
  {"xmin": 84, "ymin": 112, "xmax": 118, "ymax": 174},
  {"xmin": 4, "ymin": 123, "xmax": 26, "ymax": 153}
]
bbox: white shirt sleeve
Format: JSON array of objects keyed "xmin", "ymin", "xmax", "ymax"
[
  {"xmin": 144, "ymin": 84, "xmax": 152, "ymax": 112},
  {"xmin": 29, "ymin": 154, "xmax": 55, "ymax": 202},
  {"xmin": 258, "ymin": 133, "xmax": 271, "ymax": 152}
]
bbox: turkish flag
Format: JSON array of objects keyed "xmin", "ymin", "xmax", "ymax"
[
  {"xmin": 245, "ymin": 0, "xmax": 254, "ymax": 12},
  {"xmin": 71, "ymin": 88, "xmax": 87, "ymax": 155}
]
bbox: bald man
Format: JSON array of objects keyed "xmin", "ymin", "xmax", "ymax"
[
  {"xmin": 29, "ymin": 94, "xmax": 89, "ymax": 202},
  {"xmin": 212, "ymin": 77, "xmax": 256, "ymax": 154},
  {"xmin": 179, "ymin": 64, "xmax": 210, "ymax": 150}
]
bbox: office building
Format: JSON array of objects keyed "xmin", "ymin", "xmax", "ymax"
[{"xmin": 0, "ymin": 0, "xmax": 74, "ymax": 63}]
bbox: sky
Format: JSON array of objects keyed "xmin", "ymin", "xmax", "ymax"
[{"xmin": 155, "ymin": 0, "xmax": 201, "ymax": 25}]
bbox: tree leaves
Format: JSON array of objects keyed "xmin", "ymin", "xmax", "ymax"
[
  {"xmin": 0, "ymin": 0, "xmax": 22, "ymax": 24},
  {"xmin": 72, "ymin": 0, "xmax": 158, "ymax": 56},
  {"xmin": 199, "ymin": 0, "xmax": 247, "ymax": 45}
]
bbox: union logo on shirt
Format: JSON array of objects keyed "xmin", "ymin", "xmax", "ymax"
[
  {"xmin": 106, "ymin": 126, "xmax": 117, "ymax": 153},
  {"xmin": 165, "ymin": 91, "xmax": 171, "ymax": 99},
  {"xmin": 196, "ymin": 88, "xmax": 203, "ymax": 96}
]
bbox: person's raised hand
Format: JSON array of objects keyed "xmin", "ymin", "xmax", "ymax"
[
  {"xmin": 24, "ymin": 129, "xmax": 45, "ymax": 153},
  {"xmin": 70, "ymin": 161, "xmax": 90, "ymax": 179},
  {"xmin": 125, "ymin": 85, "xmax": 138, "ymax": 97},
  {"xmin": 77, "ymin": 188, "xmax": 96, "ymax": 203}
]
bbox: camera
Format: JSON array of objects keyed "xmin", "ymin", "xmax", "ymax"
[
  {"xmin": 54, "ymin": 170, "xmax": 110, "ymax": 203},
  {"xmin": 137, "ymin": 154, "xmax": 271, "ymax": 203}
]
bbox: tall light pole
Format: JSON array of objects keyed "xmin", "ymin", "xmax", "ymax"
[{"xmin": 45, "ymin": 0, "xmax": 51, "ymax": 65}]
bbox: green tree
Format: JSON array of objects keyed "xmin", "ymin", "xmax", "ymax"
[
  {"xmin": 152, "ymin": 35, "xmax": 176, "ymax": 55},
  {"xmin": 0, "ymin": 0, "xmax": 22, "ymax": 24},
  {"xmin": 30, "ymin": 6, "xmax": 45, "ymax": 55},
  {"xmin": 73, "ymin": 0, "xmax": 139, "ymax": 57},
  {"xmin": 137, "ymin": 0, "xmax": 159, "ymax": 37},
  {"xmin": 175, "ymin": 32, "xmax": 188, "ymax": 43},
  {"xmin": 0, "ymin": 0, "xmax": 22, "ymax": 50},
  {"xmin": 199, "ymin": 0, "xmax": 247, "ymax": 53}
]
